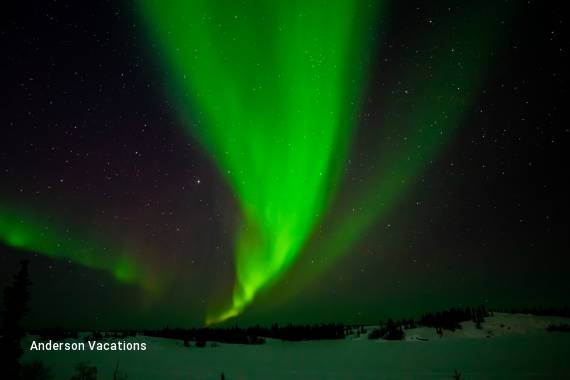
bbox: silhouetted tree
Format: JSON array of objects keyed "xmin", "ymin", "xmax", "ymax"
[
  {"xmin": 33, "ymin": 327, "xmax": 78, "ymax": 341},
  {"xmin": 112, "ymin": 362, "xmax": 128, "ymax": 380},
  {"xmin": 70, "ymin": 362, "xmax": 97, "ymax": 380},
  {"xmin": 21, "ymin": 361, "xmax": 53, "ymax": 380},
  {"xmin": 195, "ymin": 340, "xmax": 206, "ymax": 348},
  {"xmin": 419, "ymin": 306, "xmax": 488, "ymax": 332},
  {"xmin": 368, "ymin": 318, "xmax": 404, "ymax": 340},
  {"xmin": 144, "ymin": 322, "xmax": 343, "ymax": 343},
  {"xmin": 1, "ymin": 260, "xmax": 31, "ymax": 379},
  {"xmin": 83, "ymin": 331, "xmax": 103, "ymax": 342}
]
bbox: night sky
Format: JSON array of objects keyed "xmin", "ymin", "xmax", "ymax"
[{"xmin": 1, "ymin": 1, "xmax": 568, "ymax": 329}]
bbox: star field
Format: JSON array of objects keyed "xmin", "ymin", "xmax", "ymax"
[{"xmin": 0, "ymin": 0, "xmax": 568, "ymax": 328}]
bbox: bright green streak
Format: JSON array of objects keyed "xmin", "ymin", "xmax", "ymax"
[
  {"xmin": 330, "ymin": 3, "xmax": 506, "ymax": 258},
  {"xmin": 138, "ymin": 0, "xmax": 381, "ymax": 323},
  {"xmin": 0, "ymin": 204, "xmax": 150, "ymax": 288},
  {"xmin": 283, "ymin": 2, "xmax": 512, "ymax": 293}
]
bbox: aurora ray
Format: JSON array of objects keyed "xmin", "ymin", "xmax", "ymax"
[
  {"xmin": 138, "ymin": 0, "xmax": 382, "ymax": 323},
  {"xmin": 270, "ymin": 1, "xmax": 514, "ymax": 301},
  {"xmin": 0, "ymin": 203, "xmax": 155, "ymax": 290}
]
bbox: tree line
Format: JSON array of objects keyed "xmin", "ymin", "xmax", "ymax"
[
  {"xmin": 2, "ymin": 260, "xmax": 569, "ymax": 378},
  {"xmin": 367, "ymin": 306, "xmax": 490, "ymax": 340},
  {"xmin": 144, "ymin": 322, "xmax": 346, "ymax": 345}
]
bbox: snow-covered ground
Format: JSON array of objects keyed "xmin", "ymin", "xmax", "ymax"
[{"xmin": 23, "ymin": 313, "xmax": 570, "ymax": 379}]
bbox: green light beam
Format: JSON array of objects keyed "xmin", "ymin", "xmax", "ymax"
[
  {"xmin": 271, "ymin": 2, "xmax": 513, "ymax": 299},
  {"xmin": 0, "ymin": 203, "xmax": 155, "ymax": 290},
  {"xmin": 138, "ymin": 0, "xmax": 383, "ymax": 323}
]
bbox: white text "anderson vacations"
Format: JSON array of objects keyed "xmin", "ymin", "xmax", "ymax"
[{"xmin": 30, "ymin": 340, "xmax": 147, "ymax": 351}]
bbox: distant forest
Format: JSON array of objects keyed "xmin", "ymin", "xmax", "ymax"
[
  {"xmin": 22, "ymin": 304, "xmax": 570, "ymax": 346},
  {"xmin": 2, "ymin": 260, "xmax": 570, "ymax": 350}
]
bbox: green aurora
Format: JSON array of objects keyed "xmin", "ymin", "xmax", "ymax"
[
  {"xmin": 0, "ymin": 204, "xmax": 155, "ymax": 290},
  {"xmin": 272, "ymin": 2, "xmax": 511, "ymax": 302},
  {"xmin": 138, "ymin": 0, "xmax": 383, "ymax": 323},
  {"xmin": 0, "ymin": 1, "xmax": 514, "ymax": 326}
]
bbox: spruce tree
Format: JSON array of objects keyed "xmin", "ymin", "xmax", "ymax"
[{"xmin": 1, "ymin": 260, "xmax": 32, "ymax": 379}]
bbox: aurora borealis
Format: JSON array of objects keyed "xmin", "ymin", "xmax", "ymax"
[
  {"xmin": 138, "ymin": 0, "xmax": 382, "ymax": 324},
  {"xmin": 0, "ymin": 204, "xmax": 144, "ymax": 286},
  {"xmin": 1, "ymin": 1, "xmax": 568, "ymax": 329}
]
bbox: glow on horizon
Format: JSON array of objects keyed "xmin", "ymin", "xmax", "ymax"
[{"xmin": 0, "ymin": 204, "xmax": 156, "ymax": 290}]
